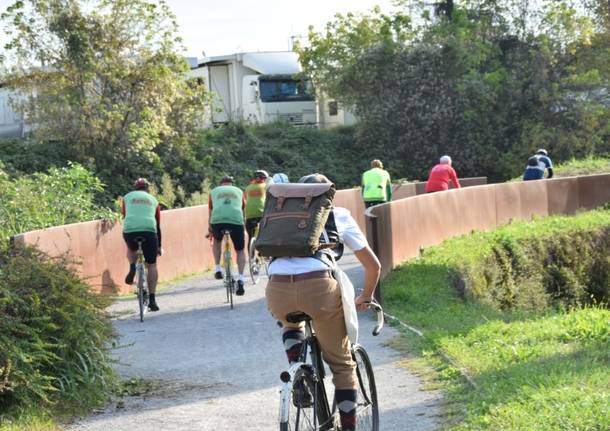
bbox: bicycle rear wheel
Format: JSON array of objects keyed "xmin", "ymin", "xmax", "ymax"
[
  {"xmin": 352, "ymin": 344, "xmax": 379, "ymax": 430},
  {"xmin": 280, "ymin": 367, "xmax": 320, "ymax": 431},
  {"xmin": 249, "ymin": 237, "xmax": 261, "ymax": 285},
  {"xmin": 137, "ymin": 265, "xmax": 146, "ymax": 322}
]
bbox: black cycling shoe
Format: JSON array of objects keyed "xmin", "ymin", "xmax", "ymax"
[
  {"xmin": 214, "ymin": 271, "xmax": 223, "ymax": 280},
  {"xmin": 148, "ymin": 301, "xmax": 160, "ymax": 312},
  {"xmin": 124, "ymin": 267, "xmax": 136, "ymax": 285},
  {"xmin": 236, "ymin": 280, "xmax": 245, "ymax": 296}
]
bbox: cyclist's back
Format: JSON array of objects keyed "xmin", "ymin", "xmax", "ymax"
[
  {"xmin": 244, "ymin": 170, "xmax": 268, "ymax": 239},
  {"xmin": 121, "ymin": 178, "xmax": 162, "ymax": 311},
  {"xmin": 208, "ymin": 176, "xmax": 247, "ymax": 295},
  {"xmin": 263, "ymin": 173, "xmax": 381, "ymax": 431}
]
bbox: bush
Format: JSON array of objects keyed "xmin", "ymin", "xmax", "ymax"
[
  {"xmin": 415, "ymin": 209, "xmax": 610, "ymax": 311},
  {"xmin": 0, "ymin": 245, "xmax": 116, "ymax": 419},
  {"xmin": 0, "ymin": 163, "xmax": 117, "ymax": 240}
]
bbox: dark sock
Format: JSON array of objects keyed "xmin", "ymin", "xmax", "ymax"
[
  {"xmin": 282, "ymin": 329, "xmax": 305, "ymax": 364},
  {"xmin": 130, "ymin": 263, "xmax": 136, "ymax": 272},
  {"xmin": 149, "ymin": 293, "xmax": 156, "ymax": 303},
  {"xmin": 336, "ymin": 389, "xmax": 357, "ymax": 431}
]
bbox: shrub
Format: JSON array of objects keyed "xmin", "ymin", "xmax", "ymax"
[
  {"xmin": 0, "ymin": 162, "xmax": 117, "ymax": 240},
  {"xmin": 418, "ymin": 209, "xmax": 610, "ymax": 311},
  {"xmin": 0, "ymin": 245, "xmax": 116, "ymax": 419}
]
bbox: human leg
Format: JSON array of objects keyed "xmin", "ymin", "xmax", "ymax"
[
  {"xmin": 229, "ymin": 224, "xmax": 247, "ymax": 294},
  {"xmin": 299, "ymin": 277, "xmax": 358, "ymax": 430}
]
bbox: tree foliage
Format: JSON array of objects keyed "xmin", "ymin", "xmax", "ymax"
[
  {"xmin": 297, "ymin": 0, "xmax": 610, "ymax": 181},
  {"xmin": 0, "ymin": 162, "xmax": 116, "ymax": 240},
  {"xmin": 1, "ymin": 0, "xmax": 208, "ymax": 196}
]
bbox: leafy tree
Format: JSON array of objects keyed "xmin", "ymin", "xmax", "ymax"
[
  {"xmin": 1, "ymin": 0, "xmax": 209, "ymax": 197},
  {"xmin": 297, "ymin": 1, "xmax": 609, "ymax": 181}
]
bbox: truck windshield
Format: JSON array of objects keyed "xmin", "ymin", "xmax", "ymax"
[{"xmin": 259, "ymin": 78, "xmax": 314, "ymax": 102}]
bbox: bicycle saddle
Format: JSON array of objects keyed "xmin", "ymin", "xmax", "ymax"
[
  {"xmin": 134, "ymin": 236, "xmax": 147, "ymax": 243},
  {"xmin": 285, "ymin": 312, "xmax": 311, "ymax": 324}
]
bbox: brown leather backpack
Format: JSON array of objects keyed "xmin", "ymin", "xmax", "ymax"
[{"xmin": 254, "ymin": 183, "xmax": 336, "ymax": 257}]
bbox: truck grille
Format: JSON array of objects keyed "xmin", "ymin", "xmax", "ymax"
[{"xmin": 278, "ymin": 113, "xmax": 303, "ymax": 124}]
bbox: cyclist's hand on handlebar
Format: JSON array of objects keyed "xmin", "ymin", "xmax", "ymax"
[{"xmin": 355, "ymin": 294, "xmax": 374, "ymax": 312}]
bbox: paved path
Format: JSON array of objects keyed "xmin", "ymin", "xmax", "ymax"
[{"xmin": 67, "ymin": 253, "xmax": 442, "ymax": 430}]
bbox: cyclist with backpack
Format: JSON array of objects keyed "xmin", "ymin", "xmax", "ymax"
[
  {"xmin": 258, "ymin": 173, "xmax": 381, "ymax": 431},
  {"xmin": 122, "ymin": 178, "xmax": 162, "ymax": 311},
  {"xmin": 208, "ymin": 175, "xmax": 247, "ymax": 296},
  {"xmin": 523, "ymin": 149, "xmax": 554, "ymax": 181}
]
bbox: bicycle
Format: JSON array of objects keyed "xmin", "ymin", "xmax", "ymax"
[
  {"xmin": 248, "ymin": 222, "xmax": 268, "ymax": 285},
  {"xmin": 222, "ymin": 230, "xmax": 236, "ymax": 310},
  {"xmin": 278, "ymin": 301, "xmax": 384, "ymax": 430},
  {"xmin": 134, "ymin": 237, "xmax": 149, "ymax": 322}
]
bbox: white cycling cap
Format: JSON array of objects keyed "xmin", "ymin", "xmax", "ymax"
[{"xmin": 440, "ymin": 155, "xmax": 452, "ymax": 164}]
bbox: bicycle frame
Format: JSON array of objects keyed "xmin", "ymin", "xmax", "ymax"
[
  {"xmin": 222, "ymin": 230, "xmax": 235, "ymax": 309},
  {"xmin": 278, "ymin": 319, "xmax": 334, "ymax": 429},
  {"xmin": 278, "ymin": 301, "xmax": 384, "ymax": 429},
  {"xmin": 135, "ymin": 239, "xmax": 148, "ymax": 322}
]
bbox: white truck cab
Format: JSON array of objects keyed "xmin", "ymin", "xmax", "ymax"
[{"xmin": 192, "ymin": 51, "xmax": 316, "ymax": 126}]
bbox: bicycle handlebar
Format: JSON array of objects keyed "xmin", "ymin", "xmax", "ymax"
[{"xmin": 366, "ymin": 300, "xmax": 384, "ymax": 336}]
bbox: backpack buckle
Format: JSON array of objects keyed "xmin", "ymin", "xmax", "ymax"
[{"xmin": 302, "ymin": 194, "xmax": 313, "ymax": 209}]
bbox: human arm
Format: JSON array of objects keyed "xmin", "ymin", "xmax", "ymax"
[
  {"xmin": 354, "ymin": 246, "xmax": 381, "ymax": 311},
  {"xmin": 361, "ymin": 173, "xmax": 365, "ymax": 197},
  {"xmin": 207, "ymin": 195, "xmax": 213, "ymax": 237},
  {"xmin": 120, "ymin": 197, "xmax": 125, "ymax": 218},
  {"xmin": 385, "ymin": 171, "xmax": 392, "ymax": 201},
  {"xmin": 450, "ymin": 167, "xmax": 461, "ymax": 188},
  {"xmin": 155, "ymin": 205, "xmax": 162, "ymax": 254},
  {"xmin": 547, "ymin": 168, "xmax": 554, "ymax": 179}
]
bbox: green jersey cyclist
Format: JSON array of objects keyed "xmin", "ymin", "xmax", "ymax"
[
  {"xmin": 208, "ymin": 175, "xmax": 248, "ymax": 296},
  {"xmin": 122, "ymin": 178, "xmax": 163, "ymax": 311},
  {"xmin": 244, "ymin": 169, "xmax": 269, "ymax": 240}
]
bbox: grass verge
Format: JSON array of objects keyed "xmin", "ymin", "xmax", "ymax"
[{"xmin": 384, "ymin": 208, "xmax": 610, "ymax": 430}]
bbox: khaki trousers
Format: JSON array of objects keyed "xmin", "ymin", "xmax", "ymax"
[{"xmin": 265, "ymin": 276, "xmax": 357, "ymax": 389}]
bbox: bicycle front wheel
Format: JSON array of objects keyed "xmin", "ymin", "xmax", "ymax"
[
  {"xmin": 137, "ymin": 265, "xmax": 146, "ymax": 322},
  {"xmin": 249, "ymin": 237, "xmax": 261, "ymax": 285},
  {"xmin": 352, "ymin": 344, "xmax": 379, "ymax": 430},
  {"xmin": 280, "ymin": 367, "xmax": 320, "ymax": 431}
]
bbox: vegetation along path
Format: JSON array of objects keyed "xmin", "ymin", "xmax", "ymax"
[{"xmin": 67, "ymin": 252, "xmax": 442, "ymax": 430}]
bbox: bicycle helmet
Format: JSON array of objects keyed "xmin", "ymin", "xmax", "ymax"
[
  {"xmin": 536, "ymin": 149, "xmax": 548, "ymax": 156},
  {"xmin": 220, "ymin": 175, "xmax": 234, "ymax": 184},
  {"xmin": 134, "ymin": 178, "xmax": 150, "ymax": 191},
  {"xmin": 271, "ymin": 173, "xmax": 290, "ymax": 183},
  {"xmin": 254, "ymin": 170, "xmax": 269, "ymax": 179},
  {"xmin": 298, "ymin": 173, "xmax": 331, "ymax": 184}
]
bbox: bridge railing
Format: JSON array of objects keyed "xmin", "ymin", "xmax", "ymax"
[
  {"xmin": 11, "ymin": 177, "xmax": 487, "ymax": 295},
  {"xmin": 365, "ymin": 174, "xmax": 610, "ymax": 282}
]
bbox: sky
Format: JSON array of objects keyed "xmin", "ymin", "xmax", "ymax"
[
  {"xmin": 166, "ymin": 0, "xmax": 399, "ymax": 58},
  {"xmin": 0, "ymin": 0, "xmax": 399, "ymax": 59}
]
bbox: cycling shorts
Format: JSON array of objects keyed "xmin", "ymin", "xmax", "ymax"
[
  {"xmin": 211, "ymin": 223, "xmax": 245, "ymax": 251},
  {"xmin": 123, "ymin": 231, "xmax": 159, "ymax": 264},
  {"xmin": 245, "ymin": 217, "xmax": 262, "ymax": 240}
]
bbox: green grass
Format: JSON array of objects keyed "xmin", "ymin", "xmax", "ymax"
[
  {"xmin": 384, "ymin": 208, "xmax": 610, "ymax": 430},
  {"xmin": 0, "ymin": 415, "xmax": 60, "ymax": 431},
  {"xmin": 553, "ymin": 156, "xmax": 610, "ymax": 178}
]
